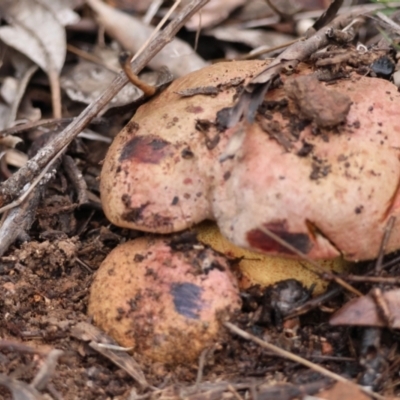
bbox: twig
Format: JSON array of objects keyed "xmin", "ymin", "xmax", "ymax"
[
  {"xmin": 0, "ymin": 339, "xmax": 49, "ymax": 356},
  {"xmin": 227, "ymin": 384, "xmax": 244, "ymax": 400},
  {"xmin": 236, "ymin": 38, "xmax": 298, "ymax": 61},
  {"xmin": 31, "ymin": 349, "xmax": 64, "ymax": 391},
  {"xmin": 224, "ymin": 322, "xmax": 385, "ymax": 400},
  {"xmin": 344, "ymin": 275, "xmax": 400, "ymax": 285},
  {"xmin": 0, "ymin": 374, "xmax": 43, "ymax": 399},
  {"xmin": 375, "ymin": 216, "xmax": 396, "ymax": 273},
  {"xmin": 0, "ymin": 144, "xmax": 63, "ymax": 215},
  {"xmin": 0, "ymin": 117, "xmax": 106, "ymax": 139},
  {"xmin": 48, "ymin": 63, "xmax": 62, "ymax": 119},
  {"xmin": 67, "ymin": 43, "xmax": 120, "ymax": 73},
  {"xmin": 143, "ymin": 0, "xmax": 164, "ymax": 25},
  {"xmin": 376, "ymin": 11, "xmax": 400, "ymax": 35},
  {"xmin": 234, "ymin": 3, "xmax": 400, "ymax": 30},
  {"xmin": 0, "ymin": 0, "xmax": 210, "ymax": 209},
  {"xmin": 130, "ymin": 0, "xmax": 182, "ymax": 64},
  {"xmin": 195, "ymin": 346, "xmax": 212, "ymax": 387},
  {"xmin": 0, "ymin": 186, "xmax": 42, "ymax": 257},
  {"xmin": 62, "ymin": 155, "xmax": 88, "ymax": 206}
]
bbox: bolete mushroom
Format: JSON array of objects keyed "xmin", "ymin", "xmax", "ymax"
[
  {"xmin": 92, "ymin": 58, "xmax": 400, "ymax": 365},
  {"xmin": 100, "ymin": 60, "xmax": 400, "ymax": 262},
  {"xmin": 88, "ymin": 236, "xmax": 241, "ymax": 364}
]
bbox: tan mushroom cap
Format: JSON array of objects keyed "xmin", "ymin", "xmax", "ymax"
[
  {"xmin": 88, "ymin": 237, "xmax": 241, "ymax": 365},
  {"xmin": 101, "ymin": 60, "xmax": 400, "ymax": 261}
]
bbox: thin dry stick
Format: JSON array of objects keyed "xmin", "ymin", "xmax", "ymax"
[
  {"xmin": 0, "ymin": 117, "xmax": 105, "ymax": 139},
  {"xmin": 130, "ymin": 0, "xmax": 182, "ymax": 64},
  {"xmin": 47, "ymin": 63, "xmax": 62, "ymax": 119},
  {"xmin": 195, "ymin": 347, "xmax": 208, "ymax": 387},
  {"xmin": 67, "ymin": 44, "xmax": 120, "ymax": 73},
  {"xmin": 258, "ymin": 226, "xmax": 363, "ymax": 297},
  {"xmin": 143, "ymin": 0, "xmax": 164, "ymax": 25},
  {"xmin": 0, "ymin": 144, "xmax": 64, "ymax": 214},
  {"xmin": 227, "ymin": 384, "xmax": 244, "ymax": 400},
  {"xmin": 224, "ymin": 322, "xmax": 385, "ymax": 400},
  {"xmin": 237, "ymin": 39, "xmax": 298, "ymax": 61},
  {"xmin": 376, "ymin": 11, "xmax": 400, "ymax": 34},
  {"xmin": 375, "ymin": 216, "xmax": 396, "ymax": 273},
  {"xmin": 0, "ymin": 0, "xmax": 210, "ymax": 209},
  {"xmin": 345, "ymin": 275, "xmax": 400, "ymax": 284},
  {"xmin": 194, "ymin": 10, "xmax": 202, "ymax": 52}
]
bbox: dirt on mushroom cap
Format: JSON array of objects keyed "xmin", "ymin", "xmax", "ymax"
[{"xmin": 101, "ymin": 60, "xmax": 400, "ymax": 261}]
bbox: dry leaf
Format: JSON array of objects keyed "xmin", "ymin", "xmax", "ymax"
[
  {"xmin": 61, "ymin": 60, "xmax": 173, "ymax": 111},
  {"xmin": 206, "ymin": 26, "xmax": 294, "ymax": 49},
  {"xmin": 0, "ymin": 0, "xmax": 68, "ymax": 75},
  {"xmin": 0, "ymin": 51, "xmax": 40, "ymax": 128},
  {"xmin": 185, "ymin": 0, "xmax": 247, "ymax": 30},
  {"xmin": 105, "ymin": 0, "xmax": 153, "ymax": 13},
  {"xmin": 330, "ymin": 289, "xmax": 400, "ymax": 328},
  {"xmin": 87, "ymin": 0, "xmax": 208, "ymax": 77},
  {"xmin": 316, "ymin": 381, "xmax": 371, "ymax": 400},
  {"xmin": 0, "ymin": 0, "xmax": 79, "ymax": 118}
]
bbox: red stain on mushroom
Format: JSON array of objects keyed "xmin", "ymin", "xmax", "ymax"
[
  {"xmin": 246, "ymin": 222, "xmax": 313, "ymax": 255},
  {"xmin": 183, "ymin": 178, "xmax": 193, "ymax": 185},
  {"xmin": 119, "ymin": 135, "xmax": 171, "ymax": 164},
  {"xmin": 185, "ymin": 105, "xmax": 204, "ymax": 114}
]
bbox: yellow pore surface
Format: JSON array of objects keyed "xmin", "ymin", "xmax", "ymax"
[{"xmin": 196, "ymin": 222, "xmax": 350, "ymax": 295}]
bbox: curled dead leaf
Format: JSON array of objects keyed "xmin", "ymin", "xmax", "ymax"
[
  {"xmin": 330, "ymin": 288, "xmax": 400, "ymax": 329},
  {"xmin": 87, "ymin": 0, "xmax": 208, "ymax": 77}
]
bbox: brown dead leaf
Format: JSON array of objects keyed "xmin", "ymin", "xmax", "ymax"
[
  {"xmin": 105, "ymin": 0, "xmax": 153, "ymax": 13},
  {"xmin": 206, "ymin": 26, "xmax": 294, "ymax": 49},
  {"xmin": 0, "ymin": 0, "xmax": 78, "ymax": 118},
  {"xmin": 316, "ymin": 381, "xmax": 371, "ymax": 400},
  {"xmin": 185, "ymin": 0, "xmax": 247, "ymax": 30},
  {"xmin": 0, "ymin": 51, "xmax": 40, "ymax": 129},
  {"xmin": 61, "ymin": 60, "xmax": 173, "ymax": 111},
  {"xmin": 87, "ymin": 0, "xmax": 207, "ymax": 77},
  {"xmin": 330, "ymin": 289, "xmax": 400, "ymax": 328}
]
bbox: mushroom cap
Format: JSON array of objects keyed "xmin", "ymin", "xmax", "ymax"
[
  {"xmin": 101, "ymin": 60, "xmax": 400, "ymax": 261},
  {"xmin": 88, "ymin": 237, "xmax": 241, "ymax": 365}
]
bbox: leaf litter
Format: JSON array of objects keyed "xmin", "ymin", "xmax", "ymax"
[{"xmin": 0, "ymin": 0, "xmax": 400, "ymax": 399}]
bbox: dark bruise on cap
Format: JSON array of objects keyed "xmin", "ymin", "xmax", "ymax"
[
  {"xmin": 246, "ymin": 221, "xmax": 313, "ymax": 255},
  {"xmin": 119, "ymin": 135, "xmax": 171, "ymax": 164},
  {"xmin": 171, "ymin": 282, "xmax": 203, "ymax": 319}
]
